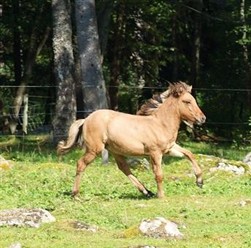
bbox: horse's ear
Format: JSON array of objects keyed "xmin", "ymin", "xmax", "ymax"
[
  {"xmin": 188, "ymin": 85, "xmax": 192, "ymax": 93},
  {"xmin": 173, "ymin": 86, "xmax": 184, "ymax": 97},
  {"xmin": 178, "ymin": 86, "xmax": 184, "ymax": 95}
]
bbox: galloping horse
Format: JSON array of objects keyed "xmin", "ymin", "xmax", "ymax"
[{"xmin": 57, "ymin": 82, "xmax": 206, "ymax": 198}]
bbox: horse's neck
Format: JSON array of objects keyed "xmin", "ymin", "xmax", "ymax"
[{"xmin": 154, "ymin": 97, "xmax": 181, "ymax": 130}]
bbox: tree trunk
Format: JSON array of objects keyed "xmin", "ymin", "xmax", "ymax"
[
  {"xmin": 75, "ymin": 0, "xmax": 108, "ymax": 117},
  {"xmin": 240, "ymin": 0, "xmax": 251, "ymax": 108},
  {"xmin": 12, "ymin": 0, "xmax": 22, "ymax": 86},
  {"xmin": 22, "ymin": 94, "xmax": 28, "ymax": 134},
  {"xmin": 97, "ymin": 0, "xmax": 114, "ymax": 63},
  {"xmin": 9, "ymin": 0, "xmax": 24, "ymax": 133},
  {"xmin": 10, "ymin": 3, "xmax": 50, "ymax": 134},
  {"xmin": 108, "ymin": 2, "xmax": 125, "ymax": 110},
  {"xmin": 52, "ymin": 0, "xmax": 76, "ymax": 144},
  {"xmin": 172, "ymin": 9, "xmax": 179, "ymax": 81},
  {"xmin": 75, "ymin": 54, "xmax": 85, "ymax": 119},
  {"xmin": 190, "ymin": 0, "xmax": 203, "ymax": 93}
]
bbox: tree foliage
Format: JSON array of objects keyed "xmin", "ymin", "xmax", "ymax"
[{"xmin": 0, "ymin": 0, "xmax": 250, "ymax": 141}]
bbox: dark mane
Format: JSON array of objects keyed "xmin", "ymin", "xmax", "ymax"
[{"xmin": 137, "ymin": 81, "xmax": 192, "ymax": 116}]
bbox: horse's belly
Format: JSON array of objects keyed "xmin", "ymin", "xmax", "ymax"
[{"xmin": 106, "ymin": 138, "xmax": 147, "ymax": 156}]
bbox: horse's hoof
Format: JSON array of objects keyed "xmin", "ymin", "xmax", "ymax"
[
  {"xmin": 196, "ymin": 181, "xmax": 203, "ymax": 188},
  {"xmin": 145, "ymin": 190, "xmax": 155, "ymax": 198},
  {"xmin": 72, "ymin": 191, "xmax": 79, "ymax": 198}
]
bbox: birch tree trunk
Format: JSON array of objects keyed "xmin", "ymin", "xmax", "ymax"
[
  {"xmin": 52, "ymin": 0, "xmax": 76, "ymax": 144},
  {"xmin": 10, "ymin": 2, "xmax": 50, "ymax": 134},
  {"xmin": 75, "ymin": 0, "xmax": 108, "ymax": 117}
]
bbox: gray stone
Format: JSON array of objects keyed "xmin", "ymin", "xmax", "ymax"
[
  {"xmin": 72, "ymin": 221, "xmax": 98, "ymax": 232},
  {"xmin": 0, "ymin": 208, "xmax": 56, "ymax": 228},
  {"xmin": 127, "ymin": 158, "xmax": 150, "ymax": 170},
  {"xmin": 139, "ymin": 217, "xmax": 184, "ymax": 239},
  {"xmin": 101, "ymin": 149, "xmax": 109, "ymax": 164},
  {"xmin": 210, "ymin": 162, "xmax": 245, "ymax": 175},
  {"xmin": 243, "ymin": 152, "xmax": 251, "ymax": 168},
  {"xmin": 239, "ymin": 199, "xmax": 251, "ymax": 207}
]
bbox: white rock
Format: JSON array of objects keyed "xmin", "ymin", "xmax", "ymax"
[
  {"xmin": 243, "ymin": 152, "xmax": 251, "ymax": 167},
  {"xmin": 0, "ymin": 208, "xmax": 55, "ymax": 228},
  {"xmin": 9, "ymin": 242, "xmax": 22, "ymax": 248},
  {"xmin": 139, "ymin": 217, "xmax": 183, "ymax": 239},
  {"xmin": 210, "ymin": 162, "xmax": 245, "ymax": 175}
]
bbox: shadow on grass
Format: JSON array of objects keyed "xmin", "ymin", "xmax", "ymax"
[
  {"xmin": 92, "ymin": 191, "xmax": 157, "ymax": 201},
  {"xmin": 62, "ymin": 191, "xmax": 73, "ymax": 197},
  {"xmin": 118, "ymin": 192, "xmax": 157, "ymax": 200},
  {"xmin": 59, "ymin": 190, "xmax": 157, "ymax": 201}
]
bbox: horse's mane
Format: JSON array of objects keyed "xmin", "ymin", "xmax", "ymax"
[{"xmin": 137, "ymin": 81, "xmax": 192, "ymax": 116}]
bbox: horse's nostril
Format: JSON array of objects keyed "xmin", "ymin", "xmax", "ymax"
[
  {"xmin": 196, "ymin": 115, "xmax": 206, "ymax": 125},
  {"xmin": 201, "ymin": 116, "xmax": 206, "ymax": 123}
]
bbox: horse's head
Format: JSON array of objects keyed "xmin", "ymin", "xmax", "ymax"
[
  {"xmin": 175, "ymin": 85, "xmax": 206, "ymax": 128},
  {"xmin": 137, "ymin": 81, "xmax": 206, "ymax": 128}
]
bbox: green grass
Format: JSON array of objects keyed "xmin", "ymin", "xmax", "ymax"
[{"xmin": 0, "ymin": 135, "xmax": 250, "ymax": 248}]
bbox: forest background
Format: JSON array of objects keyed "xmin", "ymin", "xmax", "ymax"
[{"xmin": 0, "ymin": 0, "xmax": 250, "ymax": 144}]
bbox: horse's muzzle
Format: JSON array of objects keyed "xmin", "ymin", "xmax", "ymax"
[{"xmin": 196, "ymin": 115, "xmax": 206, "ymax": 125}]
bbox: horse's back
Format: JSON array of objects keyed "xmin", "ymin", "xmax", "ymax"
[{"xmin": 86, "ymin": 109, "xmax": 118, "ymax": 124}]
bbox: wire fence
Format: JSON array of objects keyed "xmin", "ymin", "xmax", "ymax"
[{"xmin": 0, "ymin": 85, "xmax": 250, "ymax": 140}]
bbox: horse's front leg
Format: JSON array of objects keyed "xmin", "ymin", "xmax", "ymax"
[
  {"xmin": 169, "ymin": 143, "xmax": 203, "ymax": 188},
  {"xmin": 150, "ymin": 152, "xmax": 164, "ymax": 198}
]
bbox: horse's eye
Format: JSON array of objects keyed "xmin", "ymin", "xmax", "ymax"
[{"xmin": 183, "ymin": 100, "xmax": 191, "ymax": 104}]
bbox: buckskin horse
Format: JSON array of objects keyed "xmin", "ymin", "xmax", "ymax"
[{"xmin": 57, "ymin": 82, "xmax": 206, "ymax": 198}]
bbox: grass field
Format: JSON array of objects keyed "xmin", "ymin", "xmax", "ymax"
[{"xmin": 0, "ymin": 135, "xmax": 250, "ymax": 248}]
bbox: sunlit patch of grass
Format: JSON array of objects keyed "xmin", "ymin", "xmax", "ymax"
[{"xmin": 0, "ymin": 136, "xmax": 250, "ymax": 247}]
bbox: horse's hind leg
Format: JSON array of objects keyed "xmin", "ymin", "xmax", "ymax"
[
  {"xmin": 169, "ymin": 143, "xmax": 203, "ymax": 187},
  {"xmin": 113, "ymin": 154, "xmax": 154, "ymax": 198},
  {"xmin": 72, "ymin": 151, "xmax": 96, "ymax": 197}
]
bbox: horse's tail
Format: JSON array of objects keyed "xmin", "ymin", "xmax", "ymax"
[{"xmin": 57, "ymin": 119, "xmax": 85, "ymax": 155}]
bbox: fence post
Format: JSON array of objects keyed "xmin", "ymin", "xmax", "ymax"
[{"xmin": 22, "ymin": 94, "xmax": 28, "ymax": 134}]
